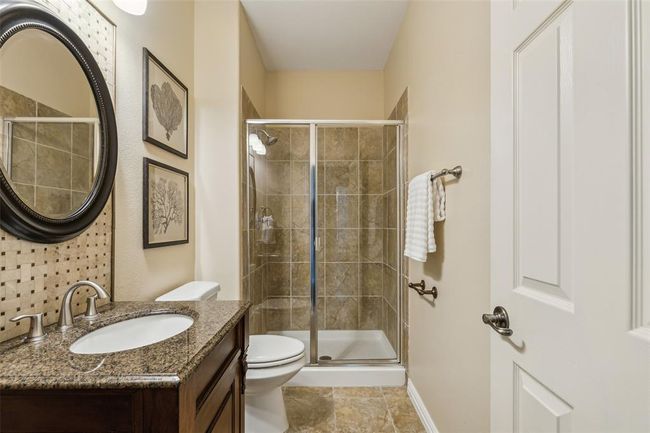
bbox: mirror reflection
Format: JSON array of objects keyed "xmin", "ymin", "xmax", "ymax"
[{"xmin": 0, "ymin": 29, "xmax": 99, "ymax": 219}]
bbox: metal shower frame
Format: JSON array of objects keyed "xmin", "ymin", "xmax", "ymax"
[{"xmin": 246, "ymin": 119, "xmax": 406, "ymax": 366}]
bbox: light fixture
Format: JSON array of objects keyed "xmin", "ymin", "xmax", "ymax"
[{"xmin": 112, "ymin": 0, "xmax": 147, "ymax": 16}]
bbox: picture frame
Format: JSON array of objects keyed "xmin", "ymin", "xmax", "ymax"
[
  {"xmin": 143, "ymin": 158, "xmax": 189, "ymax": 249},
  {"xmin": 143, "ymin": 48, "xmax": 189, "ymax": 158}
]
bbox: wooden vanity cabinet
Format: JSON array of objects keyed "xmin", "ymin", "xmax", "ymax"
[
  {"xmin": 0, "ymin": 313, "xmax": 249, "ymax": 433},
  {"xmin": 179, "ymin": 313, "xmax": 249, "ymax": 433}
]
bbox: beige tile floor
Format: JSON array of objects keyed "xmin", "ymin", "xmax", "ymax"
[{"xmin": 282, "ymin": 386, "xmax": 426, "ymax": 433}]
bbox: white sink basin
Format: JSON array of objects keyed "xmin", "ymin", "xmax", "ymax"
[{"xmin": 69, "ymin": 314, "xmax": 194, "ymax": 354}]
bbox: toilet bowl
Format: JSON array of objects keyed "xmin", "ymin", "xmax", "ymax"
[
  {"xmin": 245, "ymin": 335, "xmax": 305, "ymax": 433},
  {"xmin": 156, "ymin": 281, "xmax": 305, "ymax": 433}
]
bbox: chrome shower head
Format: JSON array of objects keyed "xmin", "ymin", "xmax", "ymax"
[{"xmin": 257, "ymin": 129, "xmax": 278, "ymax": 146}]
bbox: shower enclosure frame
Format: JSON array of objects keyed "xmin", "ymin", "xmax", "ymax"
[{"xmin": 246, "ymin": 119, "xmax": 405, "ymax": 367}]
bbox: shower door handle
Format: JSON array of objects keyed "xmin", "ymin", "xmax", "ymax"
[
  {"xmin": 314, "ymin": 236, "xmax": 322, "ymax": 252},
  {"xmin": 482, "ymin": 306, "xmax": 513, "ymax": 336}
]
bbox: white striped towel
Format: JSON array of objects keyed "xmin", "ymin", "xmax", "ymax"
[
  {"xmin": 433, "ymin": 175, "xmax": 446, "ymax": 222},
  {"xmin": 404, "ymin": 171, "xmax": 446, "ymax": 261}
]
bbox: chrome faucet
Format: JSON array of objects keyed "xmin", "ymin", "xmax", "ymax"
[{"xmin": 58, "ymin": 281, "xmax": 109, "ymax": 330}]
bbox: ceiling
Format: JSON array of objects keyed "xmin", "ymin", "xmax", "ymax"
[{"xmin": 240, "ymin": 0, "xmax": 408, "ymax": 71}]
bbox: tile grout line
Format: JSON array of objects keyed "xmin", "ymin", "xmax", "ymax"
[
  {"xmin": 380, "ymin": 387, "xmax": 400, "ymax": 433},
  {"xmin": 330, "ymin": 386, "xmax": 338, "ymax": 432}
]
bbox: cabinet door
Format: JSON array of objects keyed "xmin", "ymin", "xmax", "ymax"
[
  {"xmin": 209, "ymin": 357, "xmax": 243, "ymax": 433},
  {"xmin": 180, "ymin": 315, "xmax": 248, "ymax": 433},
  {"xmin": 197, "ymin": 355, "xmax": 242, "ymax": 433}
]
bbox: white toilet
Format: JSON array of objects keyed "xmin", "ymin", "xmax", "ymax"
[
  {"xmin": 156, "ymin": 281, "xmax": 305, "ymax": 433},
  {"xmin": 245, "ymin": 334, "xmax": 305, "ymax": 433},
  {"xmin": 155, "ymin": 281, "xmax": 221, "ymax": 302}
]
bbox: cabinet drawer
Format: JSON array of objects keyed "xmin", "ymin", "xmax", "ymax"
[{"xmin": 0, "ymin": 390, "xmax": 140, "ymax": 433}]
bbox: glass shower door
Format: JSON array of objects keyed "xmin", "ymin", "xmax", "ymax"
[
  {"xmin": 312, "ymin": 122, "xmax": 401, "ymax": 363},
  {"xmin": 245, "ymin": 119, "xmax": 403, "ymax": 365},
  {"xmin": 245, "ymin": 123, "xmax": 313, "ymax": 348}
]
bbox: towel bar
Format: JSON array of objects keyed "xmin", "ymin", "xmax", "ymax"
[{"xmin": 430, "ymin": 165, "xmax": 462, "ymax": 182}]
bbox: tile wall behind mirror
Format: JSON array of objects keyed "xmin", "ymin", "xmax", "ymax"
[{"xmin": 0, "ymin": 0, "xmax": 116, "ymax": 342}]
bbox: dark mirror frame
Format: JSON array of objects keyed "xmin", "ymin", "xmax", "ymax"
[{"xmin": 0, "ymin": 1, "xmax": 118, "ymax": 243}]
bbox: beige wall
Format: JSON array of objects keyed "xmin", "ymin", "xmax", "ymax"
[
  {"xmin": 194, "ymin": 0, "xmax": 242, "ymax": 300},
  {"xmin": 265, "ymin": 70, "xmax": 384, "ymax": 119},
  {"xmin": 98, "ymin": 0, "xmax": 255, "ymax": 302},
  {"xmin": 384, "ymin": 2, "xmax": 491, "ymax": 432},
  {"xmin": 0, "ymin": 30, "xmax": 95, "ymax": 117},
  {"xmin": 96, "ymin": 0, "xmax": 196, "ymax": 301},
  {"xmin": 239, "ymin": 6, "xmax": 266, "ymax": 115}
]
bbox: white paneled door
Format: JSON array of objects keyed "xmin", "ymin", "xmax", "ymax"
[{"xmin": 490, "ymin": 0, "xmax": 650, "ymax": 432}]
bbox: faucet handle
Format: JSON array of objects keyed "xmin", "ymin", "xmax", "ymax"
[
  {"xmin": 10, "ymin": 313, "xmax": 46, "ymax": 343},
  {"xmin": 84, "ymin": 294, "xmax": 99, "ymax": 319}
]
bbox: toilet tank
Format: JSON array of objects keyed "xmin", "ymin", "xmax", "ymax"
[{"xmin": 155, "ymin": 281, "xmax": 220, "ymax": 302}]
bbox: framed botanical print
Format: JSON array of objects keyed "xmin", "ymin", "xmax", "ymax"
[
  {"xmin": 143, "ymin": 48, "xmax": 188, "ymax": 158},
  {"xmin": 143, "ymin": 158, "xmax": 189, "ymax": 248}
]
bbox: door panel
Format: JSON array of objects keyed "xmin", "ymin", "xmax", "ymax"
[
  {"xmin": 514, "ymin": 365, "xmax": 573, "ymax": 433},
  {"xmin": 491, "ymin": 0, "xmax": 650, "ymax": 431},
  {"xmin": 514, "ymin": 2, "xmax": 573, "ymax": 311}
]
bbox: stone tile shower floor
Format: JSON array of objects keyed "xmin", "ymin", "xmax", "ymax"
[{"xmin": 283, "ymin": 386, "xmax": 426, "ymax": 433}]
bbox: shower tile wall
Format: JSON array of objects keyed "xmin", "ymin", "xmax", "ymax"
[
  {"xmin": 262, "ymin": 126, "xmax": 387, "ymax": 333},
  {"xmin": 0, "ymin": 86, "xmax": 94, "ymax": 217},
  {"xmin": 263, "ymin": 125, "xmax": 317, "ymax": 332},
  {"xmin": 240, "ymin": 88, "xmax": 265, "ymax": 334}
]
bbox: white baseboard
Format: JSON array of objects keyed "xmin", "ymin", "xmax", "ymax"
[{"xmin": 407, "ymin": 378, "xmax": 439, "ymax": 433}]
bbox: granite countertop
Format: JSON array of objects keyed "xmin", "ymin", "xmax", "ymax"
[{"xmin": 0, "ymin": 300, "xmax": 250, "ymax": 390}]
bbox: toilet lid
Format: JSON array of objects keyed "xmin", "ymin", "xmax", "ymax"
[
  {"xmin": 248, "ymin": 335, "xmax": 305, "ymax": 365},
  {"xmin": 247, "ymin": 352, "xmax": 305, "ymax": 369}
]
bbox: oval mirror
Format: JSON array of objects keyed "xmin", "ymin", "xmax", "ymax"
[{"xmin": 0, "ymin": 2, "xmax": 117, "ymax": 243}]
